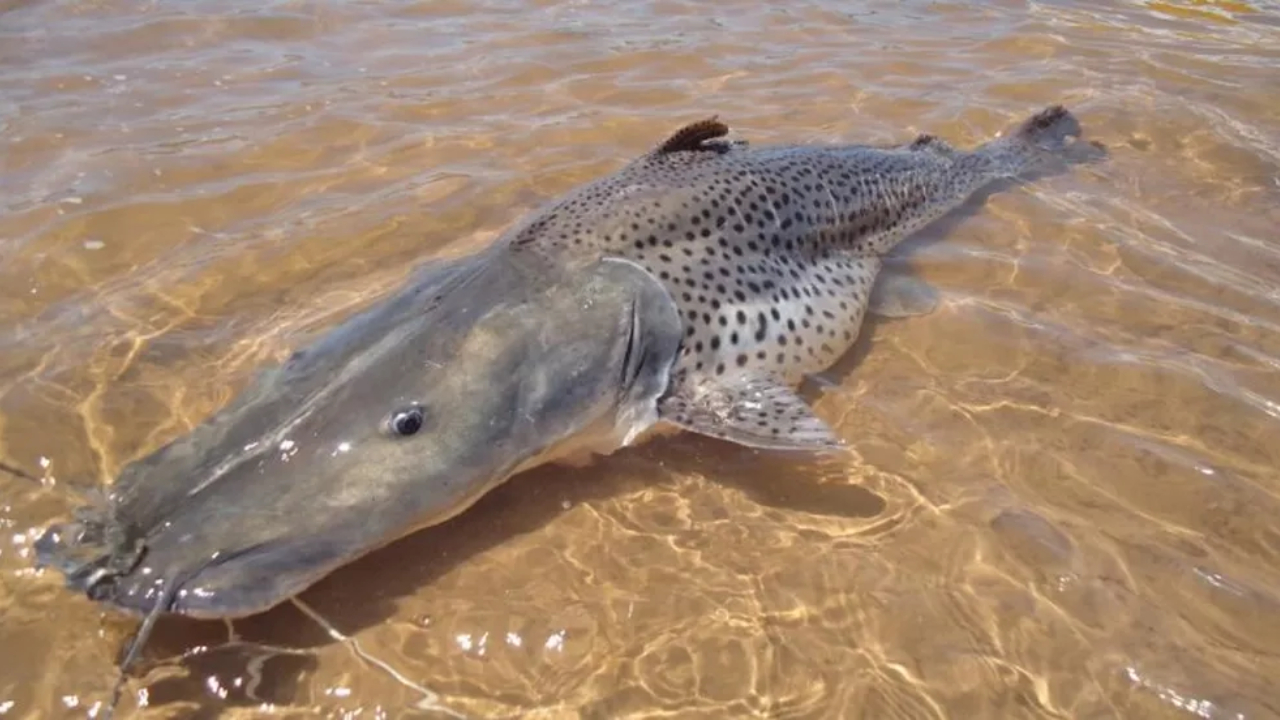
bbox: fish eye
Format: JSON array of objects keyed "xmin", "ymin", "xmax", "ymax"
[{"xmin": 387, "ymin": 406, "xmax": 426, "ymax": 437}]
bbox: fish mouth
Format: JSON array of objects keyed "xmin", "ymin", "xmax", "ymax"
[
  {"xmin": 35, "ymin": 508, "xmax": 386, "ymax": 619},
  {"xmin": 34, "ymin": 440, "xmax": 565, "ymax": 620},
  {"xmin": 34, "ymin": 510, "xmax": 164, "ymax": 616}
]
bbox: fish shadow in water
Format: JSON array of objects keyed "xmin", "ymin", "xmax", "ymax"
[{"xmin": 123, "ymin": 148, "xmax": 1104, "ymax": 716}]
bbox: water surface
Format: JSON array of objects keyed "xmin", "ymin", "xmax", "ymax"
[{"xmin": 2, "ymin": 0, "xmax": 1279, "ymax": 717}]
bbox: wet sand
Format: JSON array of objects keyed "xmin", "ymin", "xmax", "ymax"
[{"xmin": 2, "ymin": 0, "xmax": 1279, "ymax": 717}]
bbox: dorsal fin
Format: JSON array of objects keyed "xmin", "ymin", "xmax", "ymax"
[
  {"xmin": 904, "ymin": 133, "xmax": 957, "ymax": 157},
  {"xmin": 908, "ymin": 133, "xmax": 939, "ymax": 150},
  {"xmin": 654, "ymin": 117, "xmax": 732, "ymax": 155}
]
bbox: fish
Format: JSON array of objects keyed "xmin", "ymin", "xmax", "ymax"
[{"xmin": 31, "ymin": 104, "xmax": 1101, "ymax": 693}]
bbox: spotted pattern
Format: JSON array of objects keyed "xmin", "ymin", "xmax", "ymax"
[{"xmin": 508, "ymin": 106, "xmax": 1078, "ymax": 386}]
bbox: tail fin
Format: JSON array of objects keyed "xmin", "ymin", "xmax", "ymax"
[
  {"xmin": 977, "ymin": 104, "xmax": 1105, "ymax": 176},
  {"xmin": 1011, "ymin": 105, "xmax": 1081, "ymax": 152}
]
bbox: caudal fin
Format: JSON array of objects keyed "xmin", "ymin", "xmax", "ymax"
[
  {"xmin": 977, "ymin": 104, "xmax": 1105, "ymax": 176},
  {"xmin": 1011, "ymin": 105, "xmax": 1081, "ymax": 152}
]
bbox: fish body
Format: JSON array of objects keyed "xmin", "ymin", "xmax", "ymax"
[
  {"xmin": 33, "ymin": 105, "xmax": 1098, "ymax": 629},
  {"xmin": 510, "ymin": 105, "xmax": 1087, "ymax": 448}
]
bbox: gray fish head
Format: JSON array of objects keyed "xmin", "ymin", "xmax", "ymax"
[{"xmin": 34, "ymin": 251, "xmax": 683, "ymax": 619}]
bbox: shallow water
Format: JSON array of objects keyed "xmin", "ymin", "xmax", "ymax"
[{"xmin": 2, "ymin": 0, "xmax": 1280, "ymax": 717}]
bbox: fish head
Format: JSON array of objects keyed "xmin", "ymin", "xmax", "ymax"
[{"xmin": 34, "ymin": 251, "xmax": 683, "ymax": 619}]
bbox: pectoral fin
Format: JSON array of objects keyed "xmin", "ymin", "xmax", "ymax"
[
  {"xmin": 656, "ymin": 371, "xmax": 847, "ymax": 453},
  {"xmin": 869, "ymin": 270, "xmax": 939, "ymax": 318}
]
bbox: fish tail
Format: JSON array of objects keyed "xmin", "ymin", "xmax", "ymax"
[
  {"xmin": 975, "ymin": 104, "xmax": 1105, "ymax": 176},
  {"xmin": 1010, "ymin": 105, "xmax": 1081, "ymax": 152}
]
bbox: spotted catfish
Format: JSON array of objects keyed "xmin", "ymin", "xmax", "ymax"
[{"xmin": 35, "ymin": 105, "xmax": 1100, "ymax": 630}]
